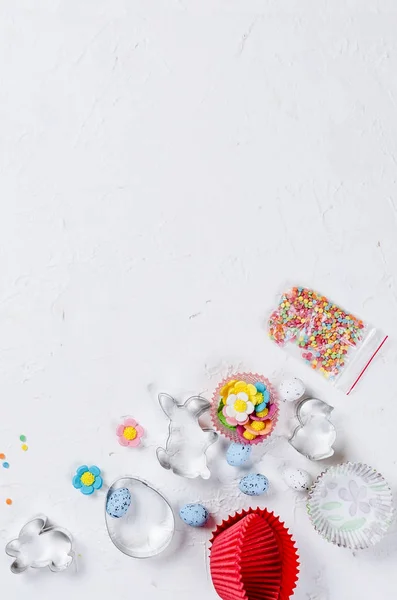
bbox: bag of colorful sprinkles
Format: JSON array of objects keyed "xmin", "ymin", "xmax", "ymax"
[{"xmin": 268, "ymin": 286, "xmax": 388, "ymax": 394}]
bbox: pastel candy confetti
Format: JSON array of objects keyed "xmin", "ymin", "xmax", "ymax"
[{"xmin": 268, "ymin": 287, "xmax": 367, "ymax": 382}]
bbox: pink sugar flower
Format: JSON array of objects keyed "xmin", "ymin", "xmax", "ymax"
[{"xmin": 116, "ymin": 418, "xmax": 144, "ymax": 447}]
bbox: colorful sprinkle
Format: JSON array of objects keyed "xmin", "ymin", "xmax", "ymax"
[
  {"xmin": 268, "ymin": 287, "xmax": 365, "ymax": 380},
  {"xmin": 21, "ymin": 444, "xmax": 28, "ymax": 452},
  {"xmin": 3, "ymin": 462, "xmax": 9, "ymax": 469},
  {"xmin": 5, "ymin": 498, "xmax": 12, "ymax": 505},
  {"xmin": 0, "ymin": 453, "xmax": 5, "ymax": 460},
  {"xmin": 19, "ymin": 435, "xmax": 26, "ymax": 442}
]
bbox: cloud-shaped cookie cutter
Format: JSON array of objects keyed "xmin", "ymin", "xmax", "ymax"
[
  {"xmin": 289, "ymin": 398, "xmax": 336, "ymax": 461},
  {"xmin": 156, "ymin": 393, "xmax": 218, "ymax": 479},
  {"xmin": 5, "ymin": 515, "xmax": 74, "ymax": 574}
]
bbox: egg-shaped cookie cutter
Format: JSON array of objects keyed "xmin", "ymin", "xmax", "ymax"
[{"xmin": 105, "ymin": 476, "xmax": 175, "ymax": 558}]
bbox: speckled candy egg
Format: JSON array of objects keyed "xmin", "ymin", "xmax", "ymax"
[
  {"xmin": 239, "ymin": 474, "xmax": 269, "ymax": 496},
  {"xmin": 106, "ymin": 487, "xmax": 132, "ymax": 518},
  {"xmin": 179, "ymin": 503, "xmax": 209, "ymax": 527},
  {"xmin": 226, "ymin": 443, "xmax": 252, "ymax": 467},
  {"xmin": 278, "ymin": 378, "xmax": 305, "ymax": 402},
  {"xmin": 282, "ymin": 467, "xmax": 312, "ymax": 492}
]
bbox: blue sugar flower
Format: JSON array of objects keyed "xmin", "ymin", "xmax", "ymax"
[{"xmin": 72, "ymin": 465, "xmax": 103, "ymax": 495}]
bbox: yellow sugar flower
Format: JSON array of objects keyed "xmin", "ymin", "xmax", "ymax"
[
  {"xmin": 220, "ymin": 380, "xmax": 237, "ymax": 400},
  {"xmin": 222, "ymin": 380, "xmax": 259, "ymax": 405}
]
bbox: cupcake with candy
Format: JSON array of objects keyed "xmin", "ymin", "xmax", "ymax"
[{"xmin": 211, "ymin": 372, "xmax": 279, "ymax": 444}]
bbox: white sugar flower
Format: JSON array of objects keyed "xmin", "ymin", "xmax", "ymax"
[{"xmin": 224, "ymin": 392, "xmax": 255, "ymax": 423}]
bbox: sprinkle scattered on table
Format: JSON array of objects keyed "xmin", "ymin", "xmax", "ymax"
[
  {"xmin": 19, "ymin": 435, "xmax": 26, "ymax": 443},
  {"xmin": 21, "ymin": 444, "xmax": 28, "ymax": 452},
  {"xmin": 5, "ymin": 498, "xmax": 12, "ymax": 506},
  {"xmin": 0, "ymin": 453, "xmax": 5, "ymax": 460},
  {"xmin": 3, "ymin": 462, "xmax": 9, "ymax": 469}
]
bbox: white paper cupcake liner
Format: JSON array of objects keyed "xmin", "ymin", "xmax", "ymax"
[{"xmin": 307, "ymin": 462, "xmax": 394, "ymax": 549}]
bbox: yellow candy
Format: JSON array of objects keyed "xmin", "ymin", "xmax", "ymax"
[
  {"xmin": 234, "ymin": 399, "xmax": 248, "ymax": 413},
  {"xmin": 252, "ymin": 392, "xmax": 263, "ymax": 406},
  {"xmin": 246, "ymin": 384, "xmax": 257, "ymax": 397},
  {"xmin": 234, "ymin": 381, "xmax": 248, "ymax": 392},
  {"xmin": 256, "ymin": 408, "xmax": 269, "ymax": 418},
  {"xmin": 243, "ymin": 431, "xmax": 255, "ymax": 440},
  {"xmin": 124, "ymin": 426, "xmax": 137, "ymax": 440},
  {"xmin": 250, "ymin": 421, "xmax": 265, "ymax": 432},
  {"xmin": 80, "ymin": 472, "xmax": 95, "ymax": 486},
  {"xmin": 220, "ymin": 380, "xmax": 236, "ymax": 397}
]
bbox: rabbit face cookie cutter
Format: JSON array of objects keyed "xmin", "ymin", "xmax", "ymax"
[
  {"xmin": 5, "ymin": 515, "xmax": 74, "ymax": 574},
  {"xmin": 289, "ymin": 397, "xmax": 336, "ymax": 460},
  {"xmin": 156, "ymin": 393, "xmax": 218, "ymax": 479}
]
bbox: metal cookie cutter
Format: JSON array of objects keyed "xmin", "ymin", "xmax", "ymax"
[
  {"xmin": 5, "ymin": 515, "xmax": 74, "ymax": 574},
  {"xmin": 105, "ymin": 476, "xmax": 175, "ymax": 558},
  {"xmin": 289, "ymin": 398, "xmax": 336, "ymax": 461},
  {"xmin": 156, "ymin": 393, "xmax": 218, "ymax": 479}
]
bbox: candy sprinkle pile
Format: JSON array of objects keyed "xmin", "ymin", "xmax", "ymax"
[{"xmin": 268, "ymin": 287, "xmax": 365, "ymax": 380}]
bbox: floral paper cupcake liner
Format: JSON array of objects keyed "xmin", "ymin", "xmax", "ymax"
[
  {"xmin": 307, "ymin": 462, "xmax": 394, "ymax": 549},
  {"xmin": 210, "ymin": 372, "xmax": 279, "ymax": 445}
]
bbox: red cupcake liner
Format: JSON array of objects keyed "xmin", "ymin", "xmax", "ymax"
[
  {"xmin": 260, "ymin": 511, "xmax": 300, "ymax": 600},
  {"xmin": 210, "ymin": 372, "xmax": 279, "ymax": 445},
  {"xmin": 210, "ymin": 508, "xmax": 299, "ymax": 600},
  {"xmin": 211, "ymin": 514, "xmax": 282, "ymax": 600}
]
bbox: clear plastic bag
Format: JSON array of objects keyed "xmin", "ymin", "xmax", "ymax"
[{"xmin": 268, "ymin": 286, "xmax": 388, "ymax": 394}]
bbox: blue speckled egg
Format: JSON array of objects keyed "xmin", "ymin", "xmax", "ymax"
[
  {"xmin": 179, "ymin": 503, "xmax": 209, "ymax": 527},
  {"xmin": 106, "ymin": 487, "xmax": 132, "ymax": 519},
  {"xmin": 239, "ymin": 474, "xmax": 269, "ymax": 496},
  {"xmin": 226, "ymin": 443, "xmax": 252, "ymax": 467}
]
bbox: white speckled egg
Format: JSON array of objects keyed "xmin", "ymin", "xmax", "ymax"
[
  {"xmin": 226, "ymin": 443, "xmax": 252, "ymax": 467},
  {"xmin": 239, "ymin": 474, "xmax": 269, "ymax": 496},
  {"xmin": 278, "ymin": 378, "xmax": 305, "ymax": 402},
  {"xmin": 106, "ymin": 487, "xmax": 132, "ymax": 518},
  {"xmin": 179, "ymin": 503, "xmax": 209, "ymax": 527},
  {"xmin": 282, "ymin": 467, "xmax": 312, "ymax": 492}
]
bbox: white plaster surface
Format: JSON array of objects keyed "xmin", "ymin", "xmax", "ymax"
[{"xmin": 1, "ymin": 1, "xmax": 397, "ymax": 598}]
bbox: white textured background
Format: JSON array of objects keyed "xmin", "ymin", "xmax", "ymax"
[{"xmin": 1, "ymin": 1, "xmax": 397, "ymax": 598}]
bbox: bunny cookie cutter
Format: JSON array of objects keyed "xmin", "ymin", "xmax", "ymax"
[
  {"xmin": 156, "ymin": 393, "xmax": 218, "ymax": 479},
  {"xmin": 6, "ymin": 515, "xmax": 74, "ymax": 574}
]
